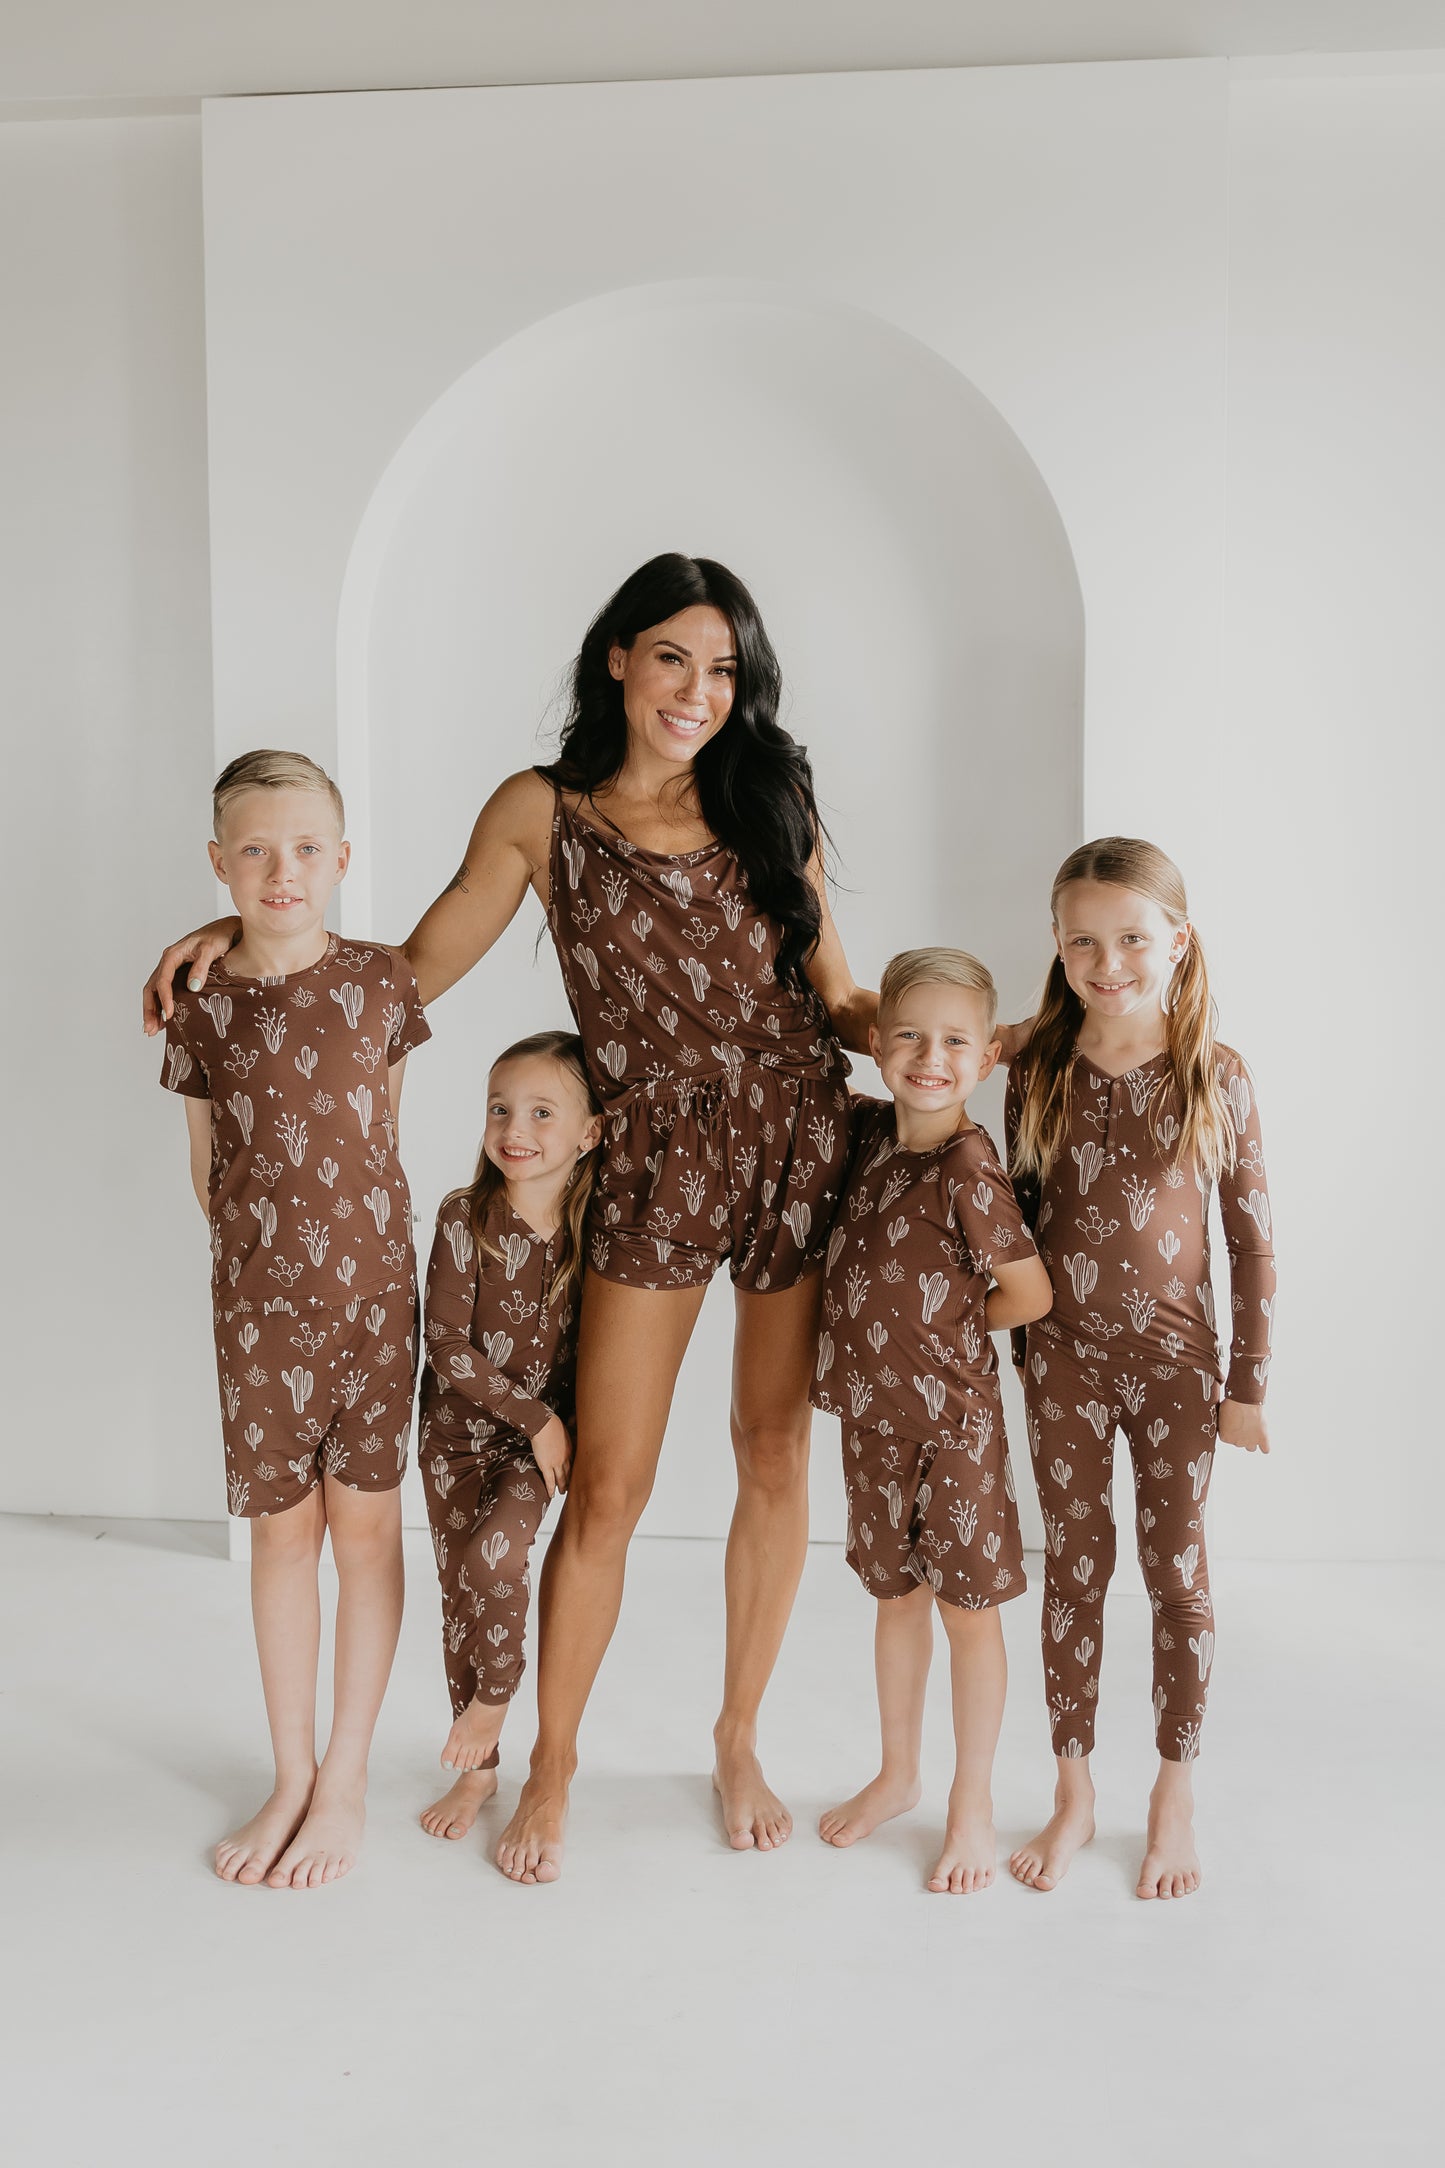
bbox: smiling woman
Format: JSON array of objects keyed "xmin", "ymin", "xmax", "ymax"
[{"xmin": 142, "ymin": 550, "xmax": 875, "ymax": 1885}]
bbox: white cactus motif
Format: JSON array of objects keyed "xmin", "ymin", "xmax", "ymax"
[
  {"xmin": 815, "ymin": 1332, "xmax": 835, "ymax": 1382},
  {"xmin": 971, "ymin": 1178, "xmax": 994, "ymax": 1214},
  {"xmin": 1157, "ymin": 1228, "xmax": 1182, "ymax": 1266},
  {"xmin": 951, "ymin": 1498, "xmax": 978, "ymax": 1546},
  {"xmin": 1121, "ymin": 1173, "xmax": 1156, "ymax": 1230},
  {"xmin": 1050, "ymin": 1458, "xmax": 1073, "ymax": 1490},
  {"xmin": 498, "ymin": 1229, "xmax": 531, "ymax": 1281},
  {"xmin": 1072, "ymin": 1141, "xmax": 1105, "ymax": 1194},
  {"xmin": 571, "ymin": 944, "xmax": 600, "ymax": 993},
  {"xmin": 913, "ymin": 1373, "xmax": 946, "ymax": 1423},
  {"xmin": 1042, "ymin": 1511, "xmax": 1065, "ymax": 1558},
  {"xmin": 1125, "ymin": 1070, "xmax": 1155, "ymax": 1116},
  {"xmin": 1117, "ymin": 1375, "xmax": 1146, "ymax": 1415},
  {"xmin": 482, "ymin": 1330, "xmax": 513, "ymax": 1368},
  {"xmin": 1122, "ymin": 1288, "xmax": 1157, "ymax": 1335},
  {"xmin": 1064, "ymin": 1252, "xmax": 1098, "ymax": 1303},
  {"xmin": 1078, "ymin": 1399, "xmax": 1110, "ymax": 1441},
  {"xmin": 782, "ymin": 1201, "xmax": 812, "ymax": 1248},
  {"xmin": 360, "ymin": 1186, "xmax": 390, "ymax": 1236},
  {"xmin": 1189, "ymin": 1628, "xmax": 1215, "ymax": 1680},
  {"xmin": 599, "ymin": 1040, "xmax": 627, "ymax": 1082},
  {"xmin": 164, "ymin": 1045, "xmax": 194, "ymax": 1090},
  {"xmin": 327, "ymin": 981, "xmax": 363, "ymax": 1030},
  {"xmin": 719, "ymin": 889, "xmax": 745, "ymax": 931},
  {"xmin": 256, "ymin": 1006, "xmax": 287, "ymax": 1054},
  {"xmin": 1187, "ymin": 1451, "xmax": 1212, "ymax": 1502},
  {"xmin": 918, "ymin": 1271, "xmax": 950, "ymax": 1324},
  {"xmin": 865, "ymin": 1321, "xmax": 887, "ymax": 1354},
  {"xmin": 335, "ymin": 1256, "xmax": 357, "ymax": 1288},
  {"xmin": 281, "ymin": 1365, "xmax": 313, "ymax": 1414},
  {"xmin": 444, "ymin": 1219, "xmax": 474, "ymax": 1274},
  {"xmin": 250, "ymin": 1196, "xmax": 278, "ymax": 1249},
  {"xmin": 199, "ymin": 992, "xmax": 233, "ymax": 1039},
  {"xmin": 847, "ymin": 1373, "xmax": 874, "ymax": 1419},
  {"xmin": 1075, "ymin": 1636, "xmax": 1096, "ymax": 1666},
  {"xmin": 1146, "ymin": 1418, "xmax": 1170, "ymax": 1452},
  {"xmin": 347, "ymin": 1084, "xmax": 373, "ymax": 1137},
  {"xmin": 1048, "ymin": 1598, "xmax": 1075, "ymax": 1643},
  {"xmin": 314, "ymin": 1156, "xmax": 338, "ymax": 1190},
  {"xmin": 679, "ymin": 956, "xmax": 711, "ymax": 1001},
  {"xmin": 1173, "ymin": 1541, "xmax": 1200, "ymax": 1591},
  {"xmin": 886, "ymin": 1216, "xmax": 909, "ymax": 1249},
  {"xmin": 298, "ymin": 1220, "xmax": 330, "ymax": 1267},
  {"xmin": 1225, "ymin": 1070, "xmax": 1252, "ymax": 1134},
  {"xmin": 238, "ymin": 1322, "xmax": 260, "ymax": 1354},
  {"xmin": 273, "ymin": 1112, "xmax": 307, "ymax": 1168},
  {"xmin": 662, "ymin": 868, "xmax": 693, "ymax": 908},
  {"xmin": 1100, "ymin": 1478, "xmax": 1115, "ymax": 1524},
  {"xmin": 227, "ymin": 1472, "xmax": 250, "ymax": 1516},
  {"xmin": 825, "ymin": 1224, "xmax": 847, "ymax": 1274},
  {"xmin": 1239, "ymin": 1188, "xmax": 1272, "ymax": 1240},
  {"xmin": 1073, "ymin": 1556, "xmax": 1094, "ymax": 1586},
  {"xmin": 982, "ymin": 1530, "xmax": 1002, "ymax": 1563},
  {"xmin": 880, "ymin": 1480, "xmax": 905, "ymax": 1530}
]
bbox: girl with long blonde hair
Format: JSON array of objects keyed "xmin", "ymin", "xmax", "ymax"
[
  {"xmin": 417, "ymin": 1031, "xmax": 602, "ymax": 1844},
  {"xmin": 1005, "ymin": 839, "xmax": 1276, "ymax": 1900}
]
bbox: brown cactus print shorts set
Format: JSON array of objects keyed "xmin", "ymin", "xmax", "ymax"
[
  {"xmin": 811, "ymin": 1101, "xmax": 1033, "ymax": 1610},
  {"xmin": 160, "ymin": 938, "xmax": 430, "ymax": 1516},
  {"xmin": 545, "ymin": 785, "xmax": 850, "ymax": 1290},
  {"xmin": 1005, "ymin": 1047, "xmax": 1275, "ymax": 1761},
  {"xmin": 419, "ymin": 1195, "xmax": 579, "ymax": 1731}
]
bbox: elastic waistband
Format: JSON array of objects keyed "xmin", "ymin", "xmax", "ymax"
[{"xmin": 604, "ymin": 1055, "xmax": 829, "ymax": 1127}]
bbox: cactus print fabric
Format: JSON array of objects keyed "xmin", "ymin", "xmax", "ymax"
[
  {"xmin": 212, "ymin": 1279, "xmax": 417, "ymax": 1517},
  {"xmin": 812, "ymin": 1104, "xmax": 1032, "ymax": 1608},
  {"xmin": 1003, "ymin": 1047, "xmax": 1275, "ymax": 1401},
  {"xmin": 419, "ymin": 1196, "xmax": 578, "ymax": 1716},
  {"xmin": 545, "ymin": 787, "xmax": 850, "ymax": 1290},
  {"xmin": 1024, "ymin": 1331, "xmax": 1218, "ymax": 1760},
  {"xmin": 160, "ymin": 937, "xmax": 430, "ymax": 1309}
]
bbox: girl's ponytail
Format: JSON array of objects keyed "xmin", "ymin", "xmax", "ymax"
[
  {"xmin": 1162, "ymin": 931, "xmax": 1235, "ymax": 1187},
  {"xmin": 1010, "ymin": 954, "xmax": 1086, "ymax": 1186}
]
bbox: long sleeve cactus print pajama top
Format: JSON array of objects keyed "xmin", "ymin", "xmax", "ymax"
[
  {"xmin": 545, "ymin": 787, "xmax": 851, "ymax": 1290},
  {"xmin": 160, "ymin": 938, "xmax": 430, "ymax": 1517},
  {"xmin": 419, "ymin": 1195, "xmax": 580, "ymax": 1735},
  {"xmin": 810, "ymin": 1102, "xmax": 1034, "ymax": 1609},
  {"xmin": 1004, "ymin": 1047, "xmax": 1276, "ymax": 1762}
]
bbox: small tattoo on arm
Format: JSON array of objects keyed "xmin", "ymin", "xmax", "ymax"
[{"xmin": 444, "ymin": 860, "xmax": 471, "ymax": 897}]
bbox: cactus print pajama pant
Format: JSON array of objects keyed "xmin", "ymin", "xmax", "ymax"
[
  {"xmin": 420, "ymin": 1425, "xmax": 552, "ymax": 1730},
  {"xmin": 212, "ymin": 1278, "xmax": 417, "ymax": 1518},
  {"xmin": 843, "ymin": 1422, "xmax": 1026, "ymax": 1609},
  {"xmin": 1023, "ymin": 1327, "xmax": 1218, "ymax": 1762}
]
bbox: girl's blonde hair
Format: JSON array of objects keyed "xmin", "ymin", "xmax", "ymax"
[
  {"xmin": 878, "ymin": 947, "xmax": 998, "ymax": 1033},
  {"xmin": 213, "ymin": 749, "xmax": 345, "ymax": 839},
  {"xmin": 449, "ymin": 1031, "xmax": 600, "ymax": 1310},
  {"xmin": 1010, "ymin": 838, "xmax": 1236, "ymax": 1189}
]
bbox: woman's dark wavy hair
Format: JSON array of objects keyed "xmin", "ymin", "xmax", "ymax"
[{"xmin": 540, "ymin": 554, "xmax": 825, "ymax": 987}]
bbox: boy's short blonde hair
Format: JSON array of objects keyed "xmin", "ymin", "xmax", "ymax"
[
  {"xmin": 213, "ymin": 749, "xmax": 345, "ymax": 841},
  {"xmin": 878, "ymin": 947, "xmax": 999, "ymax": 1035}
]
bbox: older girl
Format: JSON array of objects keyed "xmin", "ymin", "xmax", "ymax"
[
  {"xmin": 144, "ymin": 554, "xmax": 873, "ymax": 1883},
  {"xmin": 1005, "ymin": 838, "xmax": 1275, "ymax": 1900}
]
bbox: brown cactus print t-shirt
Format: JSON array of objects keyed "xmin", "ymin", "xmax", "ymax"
[
  {"xmin": 811, "ymin": 1100, "xmax": 1038, "ymax": 1444},
  {"xmin": 160, "ymin": 937, "xmax": 430, "ymax": 1308}
]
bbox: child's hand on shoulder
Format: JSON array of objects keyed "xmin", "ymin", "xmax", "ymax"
[
  {"xmin": 1218, "ymin": 1399, "xmax": 1269, "ymax": 1455},
  {"xmin": 533, "ymin": 1412, "xmax": 573, "ymax": 1499}
]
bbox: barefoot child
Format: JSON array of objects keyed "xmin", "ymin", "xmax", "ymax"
[
  {"xmin": 160, "ymin": 750, "xmax": 429, "ymax": 1887},
  {"xmin": 1005, "ymin": 838, "xmax": 1275, "ymax": 1901},
  {"xmin": 811, "ymin": 950, "xmax": 1052, "ymax": 1893},
  {"xmin": 418, "ymin": 1031, "xmax": 602, "ymax": 1844}
]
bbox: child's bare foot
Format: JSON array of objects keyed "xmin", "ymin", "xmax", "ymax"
[
  {"xmin": 441, "ymin": 1696, "xmax": 505, "ymax": 1773},
  {"xmin": 267, "ymin": 1777, "xmax": 366, "ymax": 1888},
  {"xmin": 1009, "ymin": 1794, "xmax": 1097, "ymax": 1891},
  {"xmin": 215, "ymin": 1778, "xmax": 314, "ymax": 1885},
  {"xmin": 818, "ymin": 1772, "xmax": 922, "ymax": 1847},
  {"xmin": 712, "ymin": 1729, "xmax": 792, "ymax": 1852},
  {"xmin": 929, "ymin": 1809, "xmax": 996, "ymax": 1894},
  {"xmin": 420, "ymin": 1767, "xmax": 499, "ymax": 1840},
  {"xmin": 1137, "ymin": 1774, "xmax": 1202, "ymax": 1899},
  {"xmin": 495, "ymin": 1774, "xmax": 568, "ymax": 1884}
]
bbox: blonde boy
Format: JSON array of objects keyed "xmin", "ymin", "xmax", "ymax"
[
  {"xmin": 160, "ymin": 751, "xmax": 429, "ymax": 1887},
  {"xmin": 811, "ymin": 948, "xmax": 1052, "ymax": 1892}
]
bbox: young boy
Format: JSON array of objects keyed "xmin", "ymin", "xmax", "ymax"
[
  {"xmin": 811, "ymin": 948, "xmax": 1052, "ymax": 1893},
  {"xmin": 160, "ymin": 749, "xmax": 429, "ymax": 1888}
]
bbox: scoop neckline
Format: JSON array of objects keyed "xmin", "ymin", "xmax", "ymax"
[
  {"xmin": 1073, "ymin": 1046, "xmax": 1169, "ymax": 1084},
  {"xmin": 560, "ymin": 791, "xmax": 723, "ymax": 867},
  {"xmin": 215, "ymin": 932, "xmax": 340, "ymax": 988}
]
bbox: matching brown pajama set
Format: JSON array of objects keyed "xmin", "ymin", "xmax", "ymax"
[
  {"xmin": 419, "ymin": 1197, "xmax": 578, "ymax": 1726},
  {"xmin": 1005, "ymin": 1048, "xmax": 1275, "ymax": 1762},
  {"xmin": 811, "ymin": 1103, "xmax": 1031, "ymax": 1610},
  {"xmin": 160, "ymin": 937, "xmax": 431, "ymax": 1516},
  {"xmin": 545, "ymin": 786, "xmax": 851, "ymax": 1290}
]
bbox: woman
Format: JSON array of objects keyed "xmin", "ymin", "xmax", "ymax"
[{"xmin": 144, "ymin": 554, "xmax": 874, "ymax": 1882}]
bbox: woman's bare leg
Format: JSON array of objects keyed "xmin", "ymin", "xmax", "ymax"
[
  {"xmin": 712, "ymin": 1272, "xmax": 822, "ymax": 1851},
  {"xmin": 495, "ymin": 1279, "xmax": 707, "ymax": 1885},
  {"xmin": 215, "ymin": 1486, "xmax": 326, "ymax": 1885},
  {"xmin": 268, "ymin": 1480, "xmax": 404, "ymax": 1889}
]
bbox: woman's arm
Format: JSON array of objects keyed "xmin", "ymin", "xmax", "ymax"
[
  {"xmin": 142, "ymin": 769, "xmax": 553, "ymax": 1031},
  {"xmin": 804, "ymin": 854, "xmax": 877, "ymax": 1055}
]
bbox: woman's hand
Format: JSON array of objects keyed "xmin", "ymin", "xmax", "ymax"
[
  {"xmin": 142, "ymin": 918, "xmax": 242, "ymax": 1033},
  {"xmin": 532, "ymin": 1413, "xmax": 574, "ymax": 1500},
  {"xmin": 1218, "ymin": 1398, "xmax": 1270, "ymax": 1454}
]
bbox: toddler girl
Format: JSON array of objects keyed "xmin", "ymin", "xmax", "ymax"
[
  {"xmin": 1005, "ymin": 839, "xmax": 1275, "ymax": 1900},
  {"xmin": 418, "ymin": 1030, "xmax": 601, "ymax": 1842}
]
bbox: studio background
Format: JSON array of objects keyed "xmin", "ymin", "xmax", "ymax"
[{"xmin": 3, "ymin": 47, "xmax": 1438, "ymax": 1567}]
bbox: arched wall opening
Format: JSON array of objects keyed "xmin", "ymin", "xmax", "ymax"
[{"xmin": 336, "ymin": 278, "xmax": 1084, "ymax": 1539}]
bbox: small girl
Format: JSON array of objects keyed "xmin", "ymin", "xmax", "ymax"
[
  {"xmin": 418, "ymin": 1030, "xmax": 602, "ymax": 1843},
  {"xmin": 1004, "ymin": 839, "xmax": 1275, "ymax": 1901}
]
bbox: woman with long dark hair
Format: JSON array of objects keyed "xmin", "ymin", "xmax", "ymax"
[{"xmin": 145, "ymin": 554, "xmax": 874, "ymax": 1882}]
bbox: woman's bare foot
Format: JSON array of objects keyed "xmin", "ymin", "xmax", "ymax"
[
  {"xmin": 1009, "ymin": 1792, "xmax": 1097, "ymax": 1891},
  {"xmin": 215, "ymin": 1777, "xmax": 314, "ymax": 1885},
  {"xmin": 818, "ymin": 1772, "xmax": 922, "ymax": 1848},
  {"xmin": 267, "ymin": 1777, "xmax": 366, "ymax": 1889},
  {"xmin": 712, "ymin": 1730, "xmax": 792, "ymax": 1852},
  {"xmin": 1137, "ymin": 1767, "xmax": 1202, "ymax": 1899},
  {"xmin": 441, "ymin": 1695, "xmax": 505, "ymax": 1773},
  {"xmin": 929, "ymin": 1808, "xmax": 996, "ymax": 1894},
  {"xmin": 420, "ymin": 1767, "xmax": 498, "ymax": 1840},
  {"xmin": 495, "ymin": 1775, "xmax": 568, "ymax": 1884}
]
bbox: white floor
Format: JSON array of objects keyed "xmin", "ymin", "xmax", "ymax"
[{"xmin": 1, "ymin": 1517, "xmax": 1438, "ymax": 2168}]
